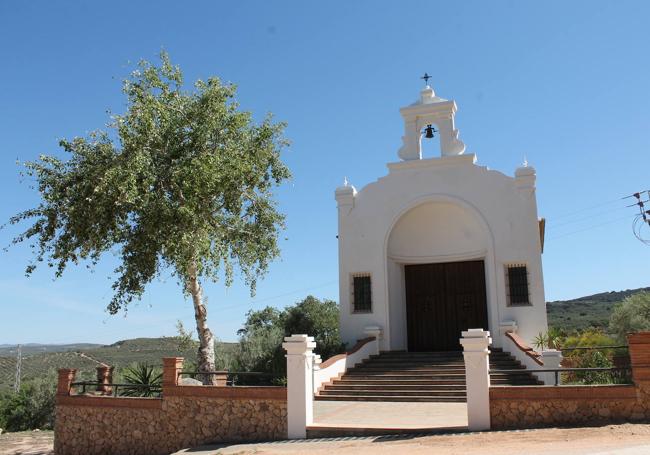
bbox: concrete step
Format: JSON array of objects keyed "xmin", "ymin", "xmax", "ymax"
[
  {"xmin": 323, "ymin": 384, "xmax": 467, "ymax": 391},
  {"xmin": 335, "ymin": 378, "xmax": 465, "ymax": 384},
  {"xmin": 347, "ymin": 367, "xmax": 535, "ymax": 374},
  {"xmin": 306, "ymin": 425, "xmax": 466, "ymax": 438},
  {"xmin": 372, "ymin": 352, "xmax": 512, "ymax": 359},
  {"xmin": 314, "ymin": 395, "xmax": 467, "ymax": 402},
  {"xmin": 319, "ymin": 389, "xmax": 466, "ymax": 397},
  {"xmin": 347, "ymin": 369, "xmax": 525, "ymax": 376},
  {"xmin": 332, "ymin": 379, "xmax": 538, "ymax": 386},
  {"xmin": 348, "ymin": 372, "xmax": 463, "ymax": 378},
  {"xmin": 362, "ymin": 360, "xmax": 523, "ymax": 366},
  {"xmin": 314, "ymin": 349, "xmax": 541, "ymax": 403},
  {"xmin": 341, "ymin": 374, "xmax": 539, "ymax": 383},
  {"xmin": 355, "ymin": 363, "xmax": 525, "ymax": 370},
  {"xmin": 368, "ymin": 354, "xmax": 514, "ymax": 361},
  {"xmin": 357, "ymin": 360, "xmax": 526, "ymax": 366},
  {"xmin": 366, "ymin": 357, "xmax": 464, "ymax": 363},
  {"xmin": 377, "ymin": 350, "xmax": 462, "ymax": 356}
]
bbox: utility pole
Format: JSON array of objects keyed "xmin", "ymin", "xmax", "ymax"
[{"xmin": 14, "ymin": 344, "xmax": 21, "ymax": 393}]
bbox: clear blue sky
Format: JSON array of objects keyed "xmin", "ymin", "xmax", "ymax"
[{"xmin": 1, "ymin": 1, "xmax": 649, "ymax": 344}]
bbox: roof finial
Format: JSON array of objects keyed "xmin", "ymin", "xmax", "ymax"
[
  {"xmin": 343, "ymin": 176, "xmax": 349, "ymax": 187},
  {"xmin": 523, "ymin": 155, "xmax": 528, "ymax": 167},
  {"xmin": 421, "ymin": 72, "xmax": 432, "ymax": 86}
]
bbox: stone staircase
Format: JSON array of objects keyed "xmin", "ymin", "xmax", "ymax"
[{"xmin": 315, "ymin": 348, "xmax": 541, "ymax": 402}]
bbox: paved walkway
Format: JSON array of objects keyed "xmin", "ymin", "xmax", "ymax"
[{"xmin": 312, "ymin": 400, "xmax": 468, "ymax": 429}]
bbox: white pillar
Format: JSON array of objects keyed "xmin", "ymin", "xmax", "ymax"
[
  {"xmin": 541, "ymin": 349, "xmax": 563, "ymax": 385},
  {"xmin": 283, "ymin": 334, "xmax": 316, "ymax": 439},
  {"xmin": 363, "ymin": 326, "xmax": 382, "ymax": 356},
  {"xmin": 460, "ymin": 328, "xmax": 492, "ymax": 432}
]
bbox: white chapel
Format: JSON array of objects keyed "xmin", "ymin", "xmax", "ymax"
[{"xmin": 335, "ymin": 82, "xmax": 548, "ymax": 353}]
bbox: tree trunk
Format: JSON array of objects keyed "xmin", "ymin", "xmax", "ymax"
[{"xmin": 187, "ymin": 263, "xmax": 217, "ymax": 385}]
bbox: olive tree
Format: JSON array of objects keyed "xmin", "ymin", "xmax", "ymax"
[
  {"xmin": 609, "ymin": 291, "xmax": 650, "ymax": 341},
  {"xmin": 8, "ymin": 53, "xmax": 291, "ymax": 383}
]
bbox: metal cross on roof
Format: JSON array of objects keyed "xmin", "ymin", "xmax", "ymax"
[{"xmin": 421, "ymin": 73, "xmax": 432, "ymax": 85}]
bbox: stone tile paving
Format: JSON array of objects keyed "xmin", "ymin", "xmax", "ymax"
[{"xmin": 312, "ymin": 400, "xmax": 468, "ymax": 429}]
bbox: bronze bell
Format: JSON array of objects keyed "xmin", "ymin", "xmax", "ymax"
[{"xmin": 424, "ymin": 124, "xmax": 436, "ymax": 139}]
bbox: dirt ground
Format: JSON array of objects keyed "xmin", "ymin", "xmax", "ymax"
[
  {"xmin": 0, "ymin": 431, "xmax": 53, "ymax": 455},
  {"xmin": 180, "ymin": 424, "xmax": 650, "ymax": 455},
  {"xmin": 6, "ymin": 424, "xmax": 650, "ymax": 455}
]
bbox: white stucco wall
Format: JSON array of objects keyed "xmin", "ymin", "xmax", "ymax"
[{"xmin": 335, "ymin": 154, "xmax": 547, "ymax": 351}]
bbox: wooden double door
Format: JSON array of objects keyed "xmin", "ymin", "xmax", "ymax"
[{"xmin": 405, "ymin": 260, "xmax": 488, "ymax": 352}]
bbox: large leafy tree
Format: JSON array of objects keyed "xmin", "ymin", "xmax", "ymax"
[
  {"xmin": 8, "ymin": 53, "xmax": 291, "ymax": 383},
  {"xmin": 236, "ymin": 296, "xmax": 345, "ymax": 378}
]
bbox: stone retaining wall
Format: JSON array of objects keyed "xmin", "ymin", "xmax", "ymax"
[
  {"xmin": 490, "ymin": 385, "xmax": 643, "ymax": 429},
  {"xmin": 54, "ymin": 359, "xmax": 287, "ymax": 455}
]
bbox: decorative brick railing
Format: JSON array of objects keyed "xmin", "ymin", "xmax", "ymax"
[
  {"xmin": 503, "ymin": 331, "xmax": 542, "ymax": 365},
  {"xmin": 55, "ymin": 357, "xmax": 287, "ymax": 455},
  {"xmin": 313, "ymin": 336, "xmax": 378, "ymax": 392},
  {"xmin": 489, "ymin": 332, "xmax": 650, "ymax": 429},
  {"xmin": 501, "ymin": 331, "xmax": 563, "ymax": 385}
]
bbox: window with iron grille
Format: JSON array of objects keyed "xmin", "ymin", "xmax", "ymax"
[
  {"xmin": 506, "ymin": 264, "xmax": 530, "ymax": 306},
  {"xmin": 351, "ymin": 274, "xmax": 372, "ymax": 313}
]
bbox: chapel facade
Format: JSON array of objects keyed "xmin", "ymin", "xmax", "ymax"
[{"xmin": 335, "ymin": 83, "xmax": 548, "ymax": 352}]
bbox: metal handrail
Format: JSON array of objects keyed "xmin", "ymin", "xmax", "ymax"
[
  {"xmin": 177, "ymin": 370, "xmax": 282, "ymax": 386},
  {"xmin": 70, "ymin": 381, "xmax": 161, "ymax": 397},
  {"xmin": 491, "ymin": 367, "xmax": 632, "ymax": 386},
  {"xmin": 560, "ymin": 345, "xmax": 628, "ymax": 351},
  {"xmin": 177, "ymin": 371, "xmax": 276, "ymax": 376}
]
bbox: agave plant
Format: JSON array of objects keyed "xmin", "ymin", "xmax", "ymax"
[
  {"xmin": 546, "ymin": 327, "xmax": 564, "ymax": 350},
  {"xmin": 532, "ymin": 332, "xmax": 549, "ymax": 351},
  {"xmin": 120, "ymin": 363, "xmax": 162, "ymax": 397}
]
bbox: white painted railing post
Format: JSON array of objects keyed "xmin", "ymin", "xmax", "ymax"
[
  {"xmin": 283, "ymin": 334, "xmax": 316, "ymax": 439},
  {"xmin": 363, "ymin": 326, "xmax": 382, "ymax": 356},
  {"xmin": 541, "ymin": 350, "xmax": 563, "ymax": 385},
  {"xmin": 460, "ymin": 328, "xmax": 492, "ymax": 431}
]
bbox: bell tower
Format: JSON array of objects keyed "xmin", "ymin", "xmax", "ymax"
[{"xmin": 397, "ymin": 78, "xmax": 466, "ymax": 161}]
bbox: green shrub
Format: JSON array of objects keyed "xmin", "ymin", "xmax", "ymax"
[
  {"xmin": 570, "ymin": 350, "xmax": 615, "ymax": 384},
  {"xmin": 561, "ymin": 329, "xmax": 625, "ymax": 385},
  {"xmin": 563, "ymin": 328, "xmax": 617, "ymax": 349},
  {"xmin": 0, "ymin": 374, "xmax": 56, "ymax": 431}
]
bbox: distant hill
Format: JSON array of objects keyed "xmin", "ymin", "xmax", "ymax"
[
  {"xmin": 0, "ymin": 337, "xmax": 237, "ymax": 391},
  {"xmin": 0, "ymin": 343, "xmax": 103, "ymax": 356},
  {"xmin": 547, "ymin": 287, "xmax": 650, "ymax": 333}
]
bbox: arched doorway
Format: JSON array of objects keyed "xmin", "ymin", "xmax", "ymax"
[{"xmin": 386, "ymin": 200, "xmax": 491, "ymax": 351}]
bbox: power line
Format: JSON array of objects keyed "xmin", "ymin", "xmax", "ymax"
[
  {"xmin": 547, "ymin": 197, "xmax": 624, "ymax": 221},
  {"xmin": 633, "ymin": 215, "xmax": 650, "ymax": 245},
  {"xmin": 627, "ymin": 190, "xmax": 650, "ymax": 245},
  {"xmin": 546, "ymin": 191, "xmax": 648, "ymax": 241},
  {"xmin": 218, "ymin": 280, "xmax": 338, "ymax": 312},
  {"xmin": 546, "ymin": 214, "xmax": 632, "ymax": 240},
  {"xmin": 546, "ymin": 205, "xmax": 629, "ymax": 231}
]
